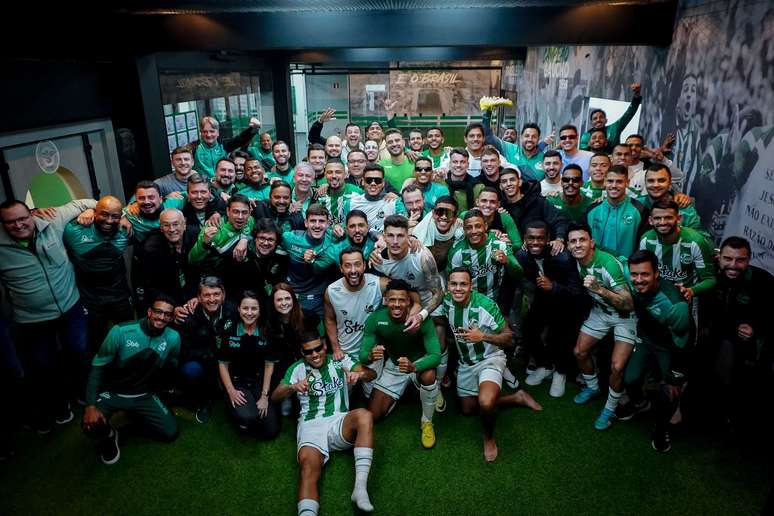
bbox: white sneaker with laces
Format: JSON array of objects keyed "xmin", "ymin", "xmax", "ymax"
[
  {"xmin": 525, "ymin": 367, "xmax": 554, "ymax": 386},
  {"xmin": 549, "ymin": 373, "xmax": 566, "ymax": 398}
]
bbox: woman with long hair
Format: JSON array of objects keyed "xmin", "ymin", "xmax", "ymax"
[{"xmin": 217, "ymin": 290, "xmax": 280, "ymax": 439}]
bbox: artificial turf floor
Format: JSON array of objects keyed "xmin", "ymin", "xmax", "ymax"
[{"xmin": 1, "ymin": 380, "xmax": 770, "ymax": 516}]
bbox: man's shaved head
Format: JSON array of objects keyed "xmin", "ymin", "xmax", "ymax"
[{"xmin": 94, "ymin": 195, "xmax": 123, "ymax": 234}]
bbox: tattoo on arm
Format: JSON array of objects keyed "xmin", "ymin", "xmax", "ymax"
[
  {"xmin": 486, "ymin": 325, "xmax": 514, "ymax": 348},
  {"xmin": 606, "ymin": 285, "xmax": 634, "ymax": 311},
  {"xmin": 420, "ymin": 250, "xmax": 444, "ymax": 314}
]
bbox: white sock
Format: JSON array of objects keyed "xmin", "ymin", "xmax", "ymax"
[
  {"xmin": 419, "ymin": 382, "xmax": 439, "ymax": 422},
  {"xmin": 605, "ymin": 387, "xmax": 622, "ymax": 412},
  {"xmin": 298, "ymin": 499, "xmax": 319, "ymax": 516},
  {"xmin": 352, "ymin": 447, "xmax": 374, "ymax": 512},
  {"xmin": 583, "ymin": 373, "xmax": 599, "ymax": 391},
  {"xmin": 436, "ymin": 350, "xmax": 448, "ymax": 383}
]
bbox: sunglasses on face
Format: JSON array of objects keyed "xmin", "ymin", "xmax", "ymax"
[
  {"xmin": 559, "ymin": 135, "xmax": 577, "ymax": 140},
  {"xmin": 415, "ymin": 167, "xmax": 432, "ymax": 172},
  {"xmin": 364, "ymin": 176, "xmax": 384, "ymax": 185},
  {"xmin": 302, "ymin": 342, "xmax": 325, "ymax": 355},
  {"xmin": 561, "ymin": 177, "xmax": 583, "ymax": 183},
  {"xmin": 434, "ymin": 207, "xmax": 456, "ymax": 218}
]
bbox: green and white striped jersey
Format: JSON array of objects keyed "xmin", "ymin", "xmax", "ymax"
[
  {"xmin": 282, "ymin": 355, "xmax": 357, "ymax": 422},
  {"xmin": 446, "ymin": 233, "xmax": 514, "ymax": 299},
  {"xmin": 577, "ymin": 250, "xmax": 631, "ymax": 314},
  {"xmin": 442, "ymin": 291, "xmax": 507, "ymax": 366},
  {"xmin": 639, "ymin": 227, "xmax": 716, "ymax": 295}
]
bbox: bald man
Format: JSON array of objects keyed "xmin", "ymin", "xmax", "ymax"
[{"xmin": 64, "ymin": 195, "xmax": 133, "ymax": 353}]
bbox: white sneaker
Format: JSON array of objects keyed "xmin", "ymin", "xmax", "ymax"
[
  {"xmin": 549, "ymin": 373, "xmax": 566, "ymax": 398},
  {"xmin": 525, "ymin": 367, "xmax": 554, "ymax": 386}
]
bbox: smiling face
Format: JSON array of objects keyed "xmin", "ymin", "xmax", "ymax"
[
  {"xmin": 561, "ymin": 168, "xmax": 583, "ymax": 197},
  {"xmin": 448, "ymin": 271, "xmax": 473, "ymax": 305},
  {"xmin": 718, "ymin": 246, "xmax": 750, "ymax": 280},
  {"xmin": 325, "ymin": 136, "xmax": 342, "ymax": 158},
  {"xmin": 408, "ymin": 131, "xmax": 424, "ymax": 152},
  {"xmin": 198, "ymin": 285, "xmax": 225, "ymax": 314},
  {"xmin": 432, "ymin": 202, "xmax": 457, "ymax": 233},
  {"xmin": 427, "ymin": 128, "xmax": 443, "ymax": 150},
  {"xmin": 611, "ymin": 145, "xmax": 632, "ymax": 167},
  {"xmin": 340, "ymin": 251, "xmax": 366, "ymax": 289},
  {"xmin": 260, "ymin": 133, "xmax": 273, "ymax": 151},
  {"xmin": 172, "ymin": 151, "xmax": 193, "ymax": 178},
  {"xmin": 346, "ymin": 215, "xmax": 368, "ymax": 245},
  {"xmin": 244, "ymin": 160, "xmax": 265, "ymax": 186},
  {"xmin": 294, "ymin": 167, "xmax": 315, "ymax": 194},
  {"xmin": 481, "ymin": 153, "xmax": 500, "ymax": 179},
  {"xmin": 649, "ymin": 207, "xmax": 680, "ymax": 237},
  {"xmin": 385, "ymin": 288, "xmax": 411, "ymax": 322},
  {"xmin": 465, "ymin": 127, "xmax": 484, "ymax": 153},
  {"xmin": 524, "ymin": 226, "xmax": 548, "ymax": 256},
  {"xmin": 345, "ymin": 125, "xmax": 361, "ymax": 147},
  {"xmin": 270, "ymin": 185, "xmax": 291, "ymax": 213},
  {"xmin": 449, "ymin": 153, "xmax": 469, "ymax": 180},
  {"xmin": 305, "ymin": 213, "xmax": 329, "ymax": 239},
  {"xmin": 215, "ymin": 161, "xmax": 236, "ymax": 187},
  {"xmin": 254, "ymin": 230, "xmax": 278, "ymax": 256},
  {"xmin": 521, "ymin": 128, "xmax": 539, "ymax": 153},
  {"xmin": 386, "ymin": 132, "xmax": 405, "ymax": 158},
  {"xmin": 629, "ymin": 261, "xmax": 658, "ymax": 294},
  {"xmin": 503, "ymin": 128, "xmax": 518, "ymax": 143},
  {"xmin": 542, "ymin": 156, "xmax": 562, "ymax": 180},
  {"xmin": 238, "ymin": 297, "xmax": 260, "ymax": 326},
  {"xmin": 463, "ymin": 215, "xmax": 487, "ymax": 247},
  {"xmin": 568, "ymin": 229, "xmax": 593, "ymax": 262},
  {"xmin": 324, "ymin": 162, "xmax": 346, "ymax": 190},
  {"xmin": 605, "ymin": 170, "xmax": 628, "ymax": 201},
  {"xmin": 233, "ymin": 157, "xmax": 246, "ymax": 180},
  {"xmin": 476, "ymin": 191, "xmax": 500, "ymax": 218},
  {"xmin": 187, "ymin": 181, "xmax": 210, "ymax": 211},
  {"xmin": 591, "ymin": 110, "xmax": 607, "ymax": 130},
  {"xmin": 347, "ymin": 151, "xmax": 367, "ymax": 178},
  {"xmin": 413, "ymin": 159, "xmax": 433, "ymax": 186},
  {"xmin": 589, "ymin": 155, "xmax": 610, "ymax": 183},
  {"xmin": 227, "ymin": 201, "xmax": 250, "ymax": 230},
  {"xmin": 273, "ymin": 289, "xmax": 294, "ymax": 315},
  {"xmin": 1, "ymin": 204, "xmax": 34, "ymax": 240},
  {"xmin": 363, "ymin": 170, "xmax": 385, "ymax": 196},
  {"xmin": 645, "ymin": 168, "xmax": 671, "ymax": 199},
  {"xmin": 272, "ymin": 143, "xmax": 290, "ymax": 166},
  {"xmin": 94, "ymin": 200, "xmax": 122, "ymax": 235},
  {"xmin": 559, "ymin": 128, "xmax": 578, "ymax": 152},
  {"xmin": 367, "ymin": 123, "xmax": 384, "ymax": 142},
  {"xmin": 160, "ymin": 210, "xmax": 185, "ymax": 244},
  {"xmin": 201, "ymin": 122, "xmax": 219, "ymax": 145},
  {"xmin": 301, "ymin": 336, "xmax": 327, "ymax": 369},
  {"xmin": 626, "ymin": 136, "xmax": 644, "ymax": 160},
  {"xmin": 402, "ymin": 190, "xmax": 425, "ymax": 217},
  {"xmin": 147, "ymin": 300, "xmax": 175, "ymax": 331},
  {"xmin": 136, "ymin": 187, "xmax": 161, "ymax": 215},
  {"xmin": 588, "ymin": 131, "xmax": 608, "ymax": 152},
  {"xmin": 499, "ymin": 173, "xmax": 521, "ymax": 201}
]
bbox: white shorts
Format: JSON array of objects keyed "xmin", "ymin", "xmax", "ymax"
[
  {"xmin": 296, "ymin": 413, "xmax": 353, "ymax": 464},
  {"xmin": 456, "ymin": 355, "xmax": 507, "ymax": 397},
  {"xmin": 374, "ymin": 359, "xmax": 420, "ymax": 400},
  {"xmin": 581, "ymin": 306, "xmax": 638, "ymax": 345},
  {"xmin": 349, "ymin": 353, "xmax": 383, "ymax": 399}
]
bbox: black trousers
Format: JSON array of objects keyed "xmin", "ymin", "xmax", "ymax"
[
  {"xmin": 225, "ymin": 377, "xmax": 281, "ymax": 440},
  {"xmin": 522, "ymin": 300, "xmax": 580, "ymax": 375}
]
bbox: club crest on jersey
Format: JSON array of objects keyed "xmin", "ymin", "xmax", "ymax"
[
  {"xmin": 158, "ymin": 341, "xmax": 167, "ymax": 352},
  {"xmin": 377, "ymin": 210, "xmax": 385, "ymax": 219},
  {"xmin": 680, "ymin": 253, "xmax": 693, "ymax": 264},
  {"xmin": 623, "ymin": 214, "xmax": 634, "ymax": 225},
  {"xmin": 364, "ymin": 304, "xmax": 375, "ymax": 313}
]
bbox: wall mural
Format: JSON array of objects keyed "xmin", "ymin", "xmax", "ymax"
[{"xmin": 515, "ymin": 0, "xmax": 774, "ymax": 273}]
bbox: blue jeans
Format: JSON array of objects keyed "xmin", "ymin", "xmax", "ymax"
[
  {"xmin": 13, "ymin": 300, "xmax": 89, "ymax": 425},
  {"xmin": 297, "ymin": 293, "xmax": 324, "ymax": 319}
]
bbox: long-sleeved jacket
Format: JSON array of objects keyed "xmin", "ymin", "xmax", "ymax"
[
  {"xmin": 516, "ymin": 248, "xmax": 591, "ymax": 313},
  {"xmin": 502, "ymin": 180, "xmax": 568, "ymax": 241},
  {"xmin": 0, "ymin": 198, "xmax": 96, "ymax": 323},
  {"xmin": 190, "ymin": 126, "xmax": 259, "ymax": 179}
]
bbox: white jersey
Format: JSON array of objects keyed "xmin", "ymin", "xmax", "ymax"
[
  {"xmin": 282, "ymin": 355, "xmax": 356, "ymax": 422},
  {"xmin": 374, "ymin": 247, "xmax": 439, "ymax": 307},
  {"xmin": 326, "ymin": 274, "xmax": 383, "ymax": 355},
  {"xmin": 539, "ymin": 179, "xmax": 562, "ymax": 197},
  {"xmin": 345, "ymin": 193, "xmax": 397, "ymax": 233}
]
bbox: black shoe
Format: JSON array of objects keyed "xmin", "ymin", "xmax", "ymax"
[
  {"xmin": 55, "ymin": 402, "xmax": 74, "ymax": 425},
  {"xmin": 99, "ymin": 430, "xmax": 121, "ymax": 465},
  {"xmin": 195, "ymin": 402, "xmax": 212, "ymax": 424},
  {"xmin": 23, "ymin": 420, "xmax": 52, "ymax": 435},
  {"xmin": 651, "ymin": 427, "xmax": 672, "ymax": 453},
  {"xmin": 616, "ymin": 399, "xmax": 651, "ymax": 421}
]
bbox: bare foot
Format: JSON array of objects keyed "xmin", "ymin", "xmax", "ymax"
[
  {"xmin": 483, "ymin": 437, "xmax": 498, "ymax": 462},
  {"xmin": 514, "ymin": 389, "xmax": 543, "ymax": 411}
]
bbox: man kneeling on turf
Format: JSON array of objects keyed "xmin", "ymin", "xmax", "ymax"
[
  {"xmin": 444, "ymin": 267, "xmax": 542, "ymax": 462},
  {"xmin": 360, "ymin": 279, "xmax": 442, "ymax": 449},
  {"xmin": 82, "ymin": 294, "xmax": 181, "ymax": 465},
  {"xmin": 272, "ymin": 331, "xmax": 377, "ymax": 515}
]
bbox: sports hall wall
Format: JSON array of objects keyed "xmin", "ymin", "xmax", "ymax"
[{"xmin": 515, "ymin": 0, "xmax": 774, "ymax": 274}]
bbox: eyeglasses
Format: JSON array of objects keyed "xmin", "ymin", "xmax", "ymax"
[
  {"xmin": 302, "ymin": 342, "xmax": 325, "ymax": 355},
  {"xmin": 434, "ymin": 207, "xmax": 456, "ymax": 218},
  {"xmin": 364, "ymin": 177, "xmax": 384, "ymax": 185},
  {"xmin": 150, "ymin": 307, "xmax": 174, "ymax": 319},
  {"xmin": 256, "ymin": 235, "xmax": 277, "ymax": 243},
  {"xmin": 415, "ymin": 167, "xmax": 432, "ymax": 172},
  {"xmin": 561, "ymin": 177, "xmax": 583, "ymax": 183},
  {"xmin": 160, "ymin": 222, "xmax": 183, "ymax": 229},
  {"xmin": 559, "ymin": 135, "xmax": 577, "ymax": 141}
]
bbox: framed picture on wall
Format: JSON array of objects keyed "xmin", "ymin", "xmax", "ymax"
[
  {"xmin": 168, "ymin": 135, "xmax": 177, "ymax": 152},
  {"xmin": 165, "ymin": 116, "xmax": 175, "ymax": 135},
  {"xmin": 174, "ymin": 114, "xmax": 187, "ymax": 133},
  {"xmin": 177, "ymin": 132, "xmax": 188, "ymax": 146},
  {"xmin": 188, "ymin": 130, "xmax": 198, "ymax": 144},
  {"xmin": 186, "ymin": 112, "xmax": 197, "ymax": 130}
]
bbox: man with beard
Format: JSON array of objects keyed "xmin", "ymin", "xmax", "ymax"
[
  {"xmin": 313, "ymin": 210, "xmax": 375, "ymax": 276},
  {"xmin": 558, "ymin": 125, "xmax": 594, "ymax": 180},
  {"xmin": 638, "ymin": 164, "xmax": 706, "ymax": 235},
  {"xmin": 703, "ymin": 236, "xmax": 772, "ymax": 432},
  {"xmin": 279, "ymin": 203, "xmax": 335, "ymax": 318},
  {"xmin": 229, "ymin": 150, "xmax": 250, "ymax": 185},
  {"xmin": 135, "ymin": 208, "xmax": 197, "ymax": 310},
  {"xmin": 639, "ymin": 200, "xmax": 716, "ymax": 312},
  {"xmin": 499, "ymin": 168, "xmax": 566, "ymax": 254},
  {"xmin": 446, "ymin": 148, "xmax": 485, "ymax": 212},
  {"xmin": 620, "ymin": 250, "xmax": 692, "ymax": 453},
  {"xmin": 587, "ymin": 129, "xmax": 610, "ymax": 154},
  {"xmin": 251, "ymin": 132, "xmax": 276, "ymax": 171},
  {"xmin": 252, "ymin": 181, "xmax": 305, "ymax": 234},
  {"xmin": 64, "ymin": 196, "xmax": 132, "ymax": 352},
  {"xmin": 422, "ymin": 127, "xmax": 449, "ymax": 169},
  {"xmin": 267, "ymin": 140, "xmax": 295, "ymax": 187},
  {"xmin": 165, "ymin": 173, "xmax": 226, "ymax": 244},
  {"xmin": 396, "ymin": 184, "xmax": 428, "ymax": 229},
  {"xmin": 210, "ymin": 158, "xmax": 238, "ymax": 201},
  {"xmin": 568, "ymin": 222, "xmax": 636, "ymax": 431},
  {"xmin": 586, "ymin": 165, "xmax": 649, "ymax": 258},
  {"xmin": 579, "ymin": 83, "xmax": 642, "ymax": 151},
  {"xmin": 540, "ymin": 151, "xmax": 564, "ymax": 197},
  {"xmin": 341, "ymin": 164, "xmax": 397, "ymax": 233},
  {"xmin": 404, "ymin": 157, "xmax": 449, "ymax": 211},
  {"xmin": 379, "ymin": 129, "xmax": 415, "ymax": 192},
  {"xmin": 189, "ymin": 195, "xmax": 254, "ymax": 278},
  {"xmin": 190, "ymin": 116, "xmax": 260, "ymax": 179},
  {"xmin": 124, "ymin": 180, "xmax": 165, "ymax": 243},
  {"xmin": 155, "ymin": 146, "xmax": 196, "ymax": 196},
  {"xmin": 319, "ymin": 159, "xmax": 362, "ymax": 225},
  {"xmin": 366, "ymin": 119, "xmax": 390, "ymax": 161},
  {"xmin": 444, "ymin": 267, "xmax": 542, "ymax": 462},
  {"xmin": 307, "ymin": 144, "xmax": 328, "ymax": 186},
  {"xmin": 482, "ymin": 103, "xmax": 545, "ymax": 181},
  {"xmin": 580, "ymin": 152, "xmax": 610, "ymax": 201},
  {"xmin": 237, "ymin": 157, "xmax": 271, "ymax": 202},
  {"xmin": 226, "ymin": 217, "xmax": 288, "ymax": 300},
  {"xmin": 361, "ymin": 279, "xmax": 441, "ymax": 449},
  {"xmin": 447, "ymin": 209, "xmax": 522, "ymax": 301},
  {"xmin": 407, "ymin": 129, "xmax": 424, "ymax": 153},
  {"xmin": 672, "ymin": 75, "xmax": 701, "ymax": 195},
  {"xmin": 546, "ymin": 165, "xmax": 594, "ymax": 223},
  {"xmin": 502, "ymin": 127, "xmax": 517, "ymax": 143},
  {"xmin": 517, "ymin": 221, "xmax": 588, "ymax": 398},
  {"xmin": 82, "ymin": 294, "xmax": 181, "ymax": 464}
]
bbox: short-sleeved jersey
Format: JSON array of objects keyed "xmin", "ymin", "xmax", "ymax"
[
  {"xmin": 326, "ymin": 274, "xmax": 383, "ymax": 355},
  {"xmin": 580, "ymin": 180, "xmax": 605, "ymax": 201},
  {"xmin": 373, "ymin": 247, "xmax": 439, "ymax": 307},
  {"xmin": 546, "ymin": 194, "xmax": 594, "ymax": 223},
  {"xmin": 266, "ymin": 167, "xmax": 295, "ymax": 188},
  {"xmin": 577, "ymin": 249, "xmax": 631, "ymax": 314},
  {"xmin": 379, "ymin": 158, "xmax": 415, "ymax": 191},
  {"xmin": 282, "ymin": 355, "xmax": 356, "ymax": 422},
  {"xmin": 442, "ymin": 291, "xmax": 507, "ymax": 366},
  {"xmin": 341, "ymin": 193, "xmax": 397, "ymax": 233},
  {"xmin": 447, "ymin": 233, "xmax": 512, "ymax": 299},
  {"xmin": 639, "ymin": 227, "xmax": 716, "ymax": 294}
]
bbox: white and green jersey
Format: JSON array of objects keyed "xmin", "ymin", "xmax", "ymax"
[
  {"xmin": 446, "ymin": 233, "xmax": 513, "ymax": 299},
  {"xmin": 639, "ymin": 227, "xmax": 717, "ymax": 296},
  {"xmin": 442, "ymin": 291, "xmax": 506, "ymax": 366},
  {"xmin": 577, "ymin": 250, "xmax": 631, "ymax": 314},
  {"xmin": 341, "ymin": 193, "xmax": 397, "ymax": 233},
  {"xmin": 326, "ymin": 274, "xmax": 383, "ymax": 355},
  {"xmin": 282, "ymin": 354, "xmax": 357, "ymax": 422}
]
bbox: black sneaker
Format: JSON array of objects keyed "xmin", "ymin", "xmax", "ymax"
[
  {"xmin": 195, "ymin": 402, "xmax": 212, "ymax": 424},
  {"xmin": 55, "ymin": 402, "xmax": 74, "ymax": 425},
  {"xmin": 616, "ymin": 399, "xmax": 651, "ymax": 421},
  {"xmin": 651, "ymin": 426, "xmax": 672, "ymax": 453},
  {"xmin": 99, "ymin": 430, "xmax": 121, "ymax": 465}
]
